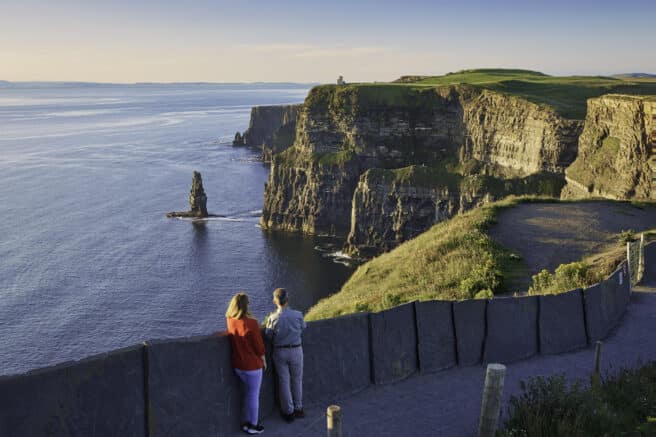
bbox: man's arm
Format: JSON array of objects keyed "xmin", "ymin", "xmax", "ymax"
[{"xmin": 264, "ymin": 312, "xmax": 278, "ymax": 340}]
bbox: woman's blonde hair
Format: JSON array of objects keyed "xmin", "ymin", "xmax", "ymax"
[{"xmin": 225, "ymin": 292, "xmax": 252, "ymax": 319}]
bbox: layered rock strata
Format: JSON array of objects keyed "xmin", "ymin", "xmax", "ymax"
[
  {"xmin": 563, "ymin": 95, "xmax": 656, "ymax": 200},
  {"xmin": 167, "ymin": 171, "xmax": 210, "ymax": 218},
  {"xmin": 347, "ymin": 166, "xmax": 564, "ymax": 257},
  {"xmin": 233, "ymin": 104, "xmax": 301, "ymax": 161},
  {"xmin": 260, "ymin": 84, "xmax": 581, "ymax": 254}
]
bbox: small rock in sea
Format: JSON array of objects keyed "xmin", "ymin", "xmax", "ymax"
[{"xmin": 166, "ymin": 171, "xmax": 209, "ymax": 218}]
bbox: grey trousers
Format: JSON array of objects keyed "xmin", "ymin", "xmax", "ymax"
[{"xmin": 273, "ymin": 346, "xmax": 303, "ymax": 414}]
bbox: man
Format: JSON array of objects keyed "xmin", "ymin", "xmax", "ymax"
[{"xmin": 265, "ymin": 288, "xmax": 307, "ymax": 423}]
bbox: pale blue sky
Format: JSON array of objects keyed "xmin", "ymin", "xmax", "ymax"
[{"xmin": 2, "ymin": 0, "xmax": 654, "ymax": 82}]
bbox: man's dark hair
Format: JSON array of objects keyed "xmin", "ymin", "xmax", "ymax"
[{"xmin": 273, "ymin": 288, "xmax": 288, "ymax": 305}]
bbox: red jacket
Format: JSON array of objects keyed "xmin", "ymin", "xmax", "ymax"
[{"xmin": 226, "ymin": 317, "xmax": 265, "ymax": 371}]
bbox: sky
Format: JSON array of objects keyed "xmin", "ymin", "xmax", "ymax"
[{"xmin": 1, "ymin": 0, "xmax": 655, "ymax": 83}]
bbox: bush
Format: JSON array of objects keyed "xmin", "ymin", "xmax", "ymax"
[
  {"xmin": 528, "ymin": 262, "xmax": 591, "ymax": 295},
  {"xmin": 381, "ymin": 293, "xmax": 402, "ymax": 309},
  {"xmin": 499, "ymin": 362, "xmax": 656, "ymax": 437},
  {"xmin": 618, "ymin": 229, "xmax": 637, "ymax": 245},
  {"xmin": 354, "ymin": 302, "xmax": 371, "ymax": 313}
]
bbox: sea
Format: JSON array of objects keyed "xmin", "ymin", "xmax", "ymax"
[{"xmin": 0, "ymin": 82, "xmax": 355, "ymax": 376}]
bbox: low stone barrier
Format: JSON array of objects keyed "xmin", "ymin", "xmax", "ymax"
[
  {"xmin": 146, "ymin": 334, "xmax": 275, "ymax": 437},
  {"xmin": 584, "ymin": 263, "xmax": 630, "ymax": 343},
  {"xmin": 584, "ymin": 282, "xmax": 612, "ymax": 342},
  {"xmin": 0, "ymin": 259, "xmax": 636, "ymax": 435},
  {"xmin": 538, "ymin": 289, "xmax": 587, "ymax": 354},
  {"xmin": 369, "ymin": 303, "xmax": 418, "ymax": 384},
  {"xmin": 302, "ymin": 312, "xmax": 371, "ymax": 404},
  {"xmin": 414, "ymin": 300, "xmax": 457, "ymax": 372},
  {"xmin": 484, "ymin": 296, "xmax": 539, "ymax": 364},
  {"xmin": 453, "ymin": 299, "xmax": 487, "ymax": 366},
  {"xmin": 0, "ymin": 344, "xmax": 145, "ymax": 437}
]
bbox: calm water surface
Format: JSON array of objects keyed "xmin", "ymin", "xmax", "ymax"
[{"xmin": 0, "ymin": 83, "xmax": 354, "ymax": 375}]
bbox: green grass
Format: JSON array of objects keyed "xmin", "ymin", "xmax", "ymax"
[
  {"xmin": 305, "ymin": 197, "xmax": 656, "ymax": 320},
  {"xmin": 416, "ymin": 72, "xmax": 656, "ymax": 119},
  {"xmin": 305, "ymin": 196, "xmax": 533, "ymax": 321},
  {"xmin": 499, "ymin": 363, "xmax": 656, "ymax": 437},
  {"xmin": 312, "ymin": 149, "xmax": 357, "ymax": 166}
]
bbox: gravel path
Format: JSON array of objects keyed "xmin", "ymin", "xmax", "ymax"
[
  {"xmin": 488, "ymin": 201, "xmax": 656, "ymax": 291},
  {"xmin": 232, "ymin": 244, "xmax": 656, "ymax": 437}
]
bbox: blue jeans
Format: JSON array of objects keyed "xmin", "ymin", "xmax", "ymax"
[{"xmin": 234, "ymin": 368, "xmax": 263, "ymax": 425}]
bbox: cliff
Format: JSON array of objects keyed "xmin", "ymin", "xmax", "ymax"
[
  {"xmin": 261, "ymin": 84, "xmax": 579, "ymax": 254},
  {"xmin": 233, "ymin": 104, "xmax": 301, "ymax": 161},
  {"xmin": 347, "ymin": 166, "xmax": 564, "ymax": 257},
  {"xmin": 563, "ymin": 95, "xmax": 656, "ymax": 200}
]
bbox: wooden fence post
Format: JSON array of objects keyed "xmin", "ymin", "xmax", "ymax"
[
  {"xmin": 591, "ymin": 341, "xmax": 603, "ymax": 387},
  {"xmin": 478, "ymin": 363, "xmax": 506, "ymax": 437},
  {"xmin": 327, "ymin": 405, "xmax": 342, "ymax": 437}
]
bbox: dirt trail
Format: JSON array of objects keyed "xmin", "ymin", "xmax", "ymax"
[{"xmin": 488, "ymin": 201, "xmax": 656, "ymax": 291}]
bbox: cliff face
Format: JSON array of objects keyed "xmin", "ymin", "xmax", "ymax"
[
  {"xmin": 233, "ymin": 104, "xmax": 301, "ymax": 161},
  {"xmin": 347, "ymin": 166, "xmax": 564, "ymax": 256},
  {"xmin": 563, "ymin": 95, "xmax": 656, "ymax": 200},
  {"xmin": 462, "ymin": 90, "xmax": 583, "ymax": 174},
  {"xmin": 260, "ymin": 84, "xmax": 581, "ymax": 255}
]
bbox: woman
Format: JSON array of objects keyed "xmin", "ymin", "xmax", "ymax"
[{"xmin": 226, "ymin": 292, "xmax": 266, "ymax": 435}]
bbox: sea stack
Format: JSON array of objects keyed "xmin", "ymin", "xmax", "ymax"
[{"xmin": 167, "ymin": 171, "xmax": 209, "ymax": 218}]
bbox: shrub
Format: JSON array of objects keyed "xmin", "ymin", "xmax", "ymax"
[
  {"xmin": 499, "ymin": 362, "xmax": 656, "ymax": 437},
  {"xmin": 474, "ymin": 289, "xmax": 494, "ymax": 299},
  {"xmin": 618, "ymin": 229, "xmax": 637, "ymax": 245},
  {"xmin": 381, "ymin": 293, "xmax": 402, "ymax": 309},
  {"xmin": 528, "ymin": 262, "xmax": 591, "ymax": 295}
]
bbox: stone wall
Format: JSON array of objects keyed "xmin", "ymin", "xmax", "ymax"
[{"xmin": 0, "ymin": 262, "xmax": 632, "ymax": 436}]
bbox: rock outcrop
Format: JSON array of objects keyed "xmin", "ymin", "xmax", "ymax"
[
  {"xmin": 260, "ymin": 84, "xmax": 581, "ymax": 255},
  {"xmin": 562, "ymin": 95, "xmax": 656, "ymax": 200},
  {"xmin": 233, "ymin": 105, "xmax": 301, "ymax": 161},
  {"xmin": 167, "ymin": 171, "xmax": 210, "ymax": 218}
]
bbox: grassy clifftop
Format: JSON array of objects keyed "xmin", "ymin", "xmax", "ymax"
[
  {"xmin": 326, "ymin": 69, "xmax": 656, "ymax": 120},
  {"xmin": 305, "ymin": 197, "xmax": 530, "ymax": 321}
]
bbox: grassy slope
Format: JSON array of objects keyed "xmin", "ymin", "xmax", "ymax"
[
  {"xmin": 305, "ymin": 196, "xmax": 532, "ymax": 321},
  {"xmin": 411, "ymin": 69, "xmax": 656, "ymax": 119},
  {"xmin": 305, "ymin": 197, "xmax": 656, "ymax": 321},
  {"xmin": 350, "ymin": 69, "xmax": 656, "ymax": 120}
]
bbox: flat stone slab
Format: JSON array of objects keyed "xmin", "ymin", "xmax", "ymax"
[
  {"xmin": 0, "ymin": 344, "xmax": 145, "ymax": 437},
  {"xmin": 452, "ymin": 299, "xmax": 487, "ymax": 366},
  {"xmin": 303, "ymin": 312, "xmax": 370, "ymax": 404},
  {"xmin": 539, "ymin": 289, "xmax": 588, "ymax": 354},
  {"xmin": 414, "ymin": 300, "xmax": 456, "ymax": 372},
  {"xmin": 146, "ymin": 333, "xmax": 275, "ymax": 437},
  {"xmin": 369, "ymin": 303, "xmax": 418, "ymax": 384},
  {"xmin": 484, "ymin": 296, "xmax": 538, "ymax": 364},
  {"xmin": 584, "ymin": 282, "xmax": 611, "ymax": 342}
]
